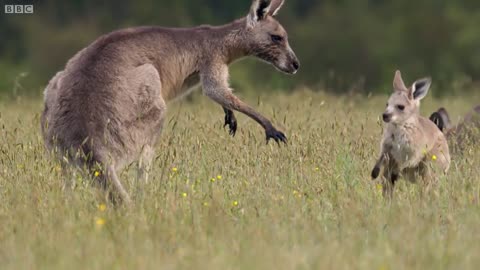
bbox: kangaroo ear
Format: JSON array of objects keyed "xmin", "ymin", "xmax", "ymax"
[
  {"xmin": 393, "ymin": 70, "xmax": 407, "ymax": 92},
  {"xmin": 247, "ymin": 0, "xmax": 272, "ymax": 27},
  {"xmin": 268, "ymin": 0, "xmax": 285, "ymax": 16},
  {"xmin": 437, "ymin": 108, "xmax": 451, "ymax": 129},
  {"xmin": 410, "ymin": 77, "xmax": 431, "ymax": 100},
  {"xmin": 430, "ymin": 108, "xmax": 451, "ymax": 132},
  {"xmin": 429, "ymin": 112, "xmax": 445, "ymax": 132}
]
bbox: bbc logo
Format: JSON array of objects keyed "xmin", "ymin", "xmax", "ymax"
[{"xmin": 5, "ymin": 5, "xmax": 34, "ymax": 14}]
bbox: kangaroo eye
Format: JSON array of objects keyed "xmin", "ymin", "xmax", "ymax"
[
  {"xmin": 271, "ymin": 35, "xmax": 283, "ymax": 43},
  {"xmin": 397, "ymin": 105, "xmax": 405, "ymax": 111}
]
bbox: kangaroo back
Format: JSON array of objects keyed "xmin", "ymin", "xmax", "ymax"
[{"xmin": 430, "ymin": 106, "xmax": 480, "ymax": 154}]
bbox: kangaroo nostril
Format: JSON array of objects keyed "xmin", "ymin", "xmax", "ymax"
[
  {"xmin": 292, "ymin": 61, "xmax": 300, "ymax": 70},
  {"xmin": 382, "ymin": 113, "xmax": 390, "ymax": 122}
]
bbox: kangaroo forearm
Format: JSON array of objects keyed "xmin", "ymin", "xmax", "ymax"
[
  {"xmin": 375, "ymin": 154, "xmax": 385, "ymax": 169},
  {"xmin": 233, "ymin": 101, "xmax": 272, "ymax": 129},
  {"xmin": 372, "ymin": 151, "xmax": 388, "ymax": 179},
  {"xmin": 209, "ymin": 91, "xmax": 272, "ymax": 129},
  {"xmin": 223, "ymin": 107, "xmax": 235, "ymax": 120}
]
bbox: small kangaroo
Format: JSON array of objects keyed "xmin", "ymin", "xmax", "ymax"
[
  {"xmin": 371, "ymin": 70, "xmax": 450, "ymax": 198},
  {"xmin": 41, "ymin": 0, "xmax": 299, "ymax": 203},
  {"xmin": 429, "ymin": 105, "xmax": 480, "ymax": 153}
]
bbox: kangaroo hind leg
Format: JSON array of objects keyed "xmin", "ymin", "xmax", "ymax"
[{"xmin": 125, "ymin": 64, "xmax": 166, "ymax": 200}]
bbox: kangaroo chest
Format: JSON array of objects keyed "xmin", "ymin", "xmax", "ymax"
[
  {"xmin": 384, "ymin": 130, "xmax": 419, "ymax": 169},
  {"xmin": 164, "ymin": 71, "xmax": 201, "ymax": 101}
]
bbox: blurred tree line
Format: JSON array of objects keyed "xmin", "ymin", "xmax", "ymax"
[{"xmin": 1, "ymin": 0, "xmax": 480, "ymax": 97}]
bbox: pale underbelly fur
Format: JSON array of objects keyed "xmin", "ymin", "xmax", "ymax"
[{"xmin": 385, "ymin": 131, "xmax": 424, "ymax": 170}]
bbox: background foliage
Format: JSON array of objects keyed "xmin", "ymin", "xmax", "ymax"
[{"xmin": 2, "ymin": 0, "xmax": 480, "ymax": 96}]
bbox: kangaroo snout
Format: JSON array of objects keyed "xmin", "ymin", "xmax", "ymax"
[
  {"xmin": 284, "ymin": 54, "xmax": 300, "ymax": 74},
  {"xmin": 382, "ymin": 113, "xmax": 392, "ymax": 123},
  {"xmin": 291, "ymin": 58, "xmax": 300, "ymax": 73}
]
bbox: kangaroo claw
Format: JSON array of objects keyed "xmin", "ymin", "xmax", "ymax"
[
  {"xmin": 266, "ymin": 127, "xmax": 287, "ymax": 145},
  {"xmin": 223, "ymin": 108, "xmax": 237, "ymax": 137}
]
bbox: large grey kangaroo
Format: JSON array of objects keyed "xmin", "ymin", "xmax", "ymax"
[{"xmin": 41, "ymin": 0, "xmax": 300, "ymax": 203}]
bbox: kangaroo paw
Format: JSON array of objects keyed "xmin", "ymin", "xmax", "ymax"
[
  {"xmin": 371, "ymin": 166, "xmax": 380, "ymax": 179},
  {"xmin": 223, "ymin": 108, "xmax": 237, "ymax": 137},
  {"xmin": 266, "ymin": 127, "xmax": 287, "ymax": 145}
]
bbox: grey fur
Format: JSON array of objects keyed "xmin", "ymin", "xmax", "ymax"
[{"xmin": 41, "ymin": 0, "xmax": 299, "ymax": 203}]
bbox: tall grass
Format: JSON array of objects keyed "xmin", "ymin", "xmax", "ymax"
[{"xmin": 0, "ymin": 91, "xmax": 479, "ymax": 269}]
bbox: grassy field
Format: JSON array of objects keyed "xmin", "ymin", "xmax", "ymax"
[{"xmin": 0, "ymin": 90, "xmax": 479, "ymax": 270}]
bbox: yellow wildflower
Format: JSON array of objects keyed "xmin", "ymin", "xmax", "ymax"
[
  {"xmin": 181, "ymin": 192, "xmax": 187, "ymax": 198},
  {"xmin": 217, "ymin": 175, "xmax": 222, "ymax": 180},
  {"xmin": 203, "ymin": 202, "xmax": 209, "ymax": 207},
  {"xmin": 293, "ymin": 190, "xmax": 302, "ymax": 198},
  {"xmin": 432, "ymin": 155, "xmax": 437, "ymax": 161},
  {"xmin": 94, "ymin": 171, "xmax": 100, "ymax": 177},
  {"xmin": 210, "ymin": 178, "xmax": 216, "ymax": 183},
  {"xmin": 378, "ymin": 265, "xmax": 388, "ymax": 270},
  {"xmin": 98, "ymin": 203, "xmax": 107, "ymax": 212},
  {"xmin": 232, "ymin": 201, "xmax": 239, "ymax": 207},
  {"xmin": 172, "ymin": 167, "xmax": 178, "ymax": 173},
  {"xmin": 315, "ymin": 167, "xmax": 320, "ymax": 171},
  {"xmin": 95, "ymin": 218, "xmax": 106, "ymax": 227}
]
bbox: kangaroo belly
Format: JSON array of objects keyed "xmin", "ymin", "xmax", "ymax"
[
  {"xmin": 385, "ymin": 132, "xmax": 424, "ymax": 170},
  {"xmin": 389, "ymin": 144, "xmax": 420, "ymax": 169}
]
